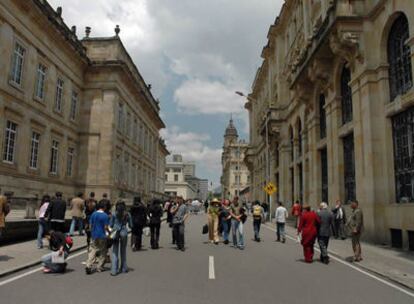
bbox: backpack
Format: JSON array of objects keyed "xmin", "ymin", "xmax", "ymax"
[{"xmin": 253, "ymin": 205, "xmax": 262, "ymax": 217}]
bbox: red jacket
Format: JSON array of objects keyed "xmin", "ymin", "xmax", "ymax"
[
  {"xmin": 291, "ymin": 203, "xmax": 302, "ymax": 217},
  {"xmin": 298, "ymin": 211, "xmax": 320, "ymax": 246}
]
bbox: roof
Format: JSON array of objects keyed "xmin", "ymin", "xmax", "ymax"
[{"xmin": 225, "ymin": 118, "xmax": 238, "ymax": 138}]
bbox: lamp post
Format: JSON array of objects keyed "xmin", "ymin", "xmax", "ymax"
[{"xmin": 235, "ymin": 91, "xmax": 272, "ymax": 221}]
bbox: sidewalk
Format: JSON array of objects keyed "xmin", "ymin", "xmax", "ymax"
[
  {"xmin": 265, "ymin": 220, "xmax": 414, "ymax": 290},
  {"xmin": 0, "ymin": 235, "xmax": 87, "ymax": 277}
]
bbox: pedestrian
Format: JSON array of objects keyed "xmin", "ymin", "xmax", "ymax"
[
  {"xmin": 275, "ymin": 202, "xmax": 288, "ymax": 243},
  {"xmin": 291, "ymin": 200, "xmax": 302, "ymax": 228},
  {"xmin": 0, "ymin": 190, "xmax": 10, "ymax": 241},
  {"xmin": 46, "ymin": 192, "xmax": 66, "ymax": 233},
  {"xmin": 37, "ymin": 195, "xmax": 50, "ymax": 249},
  {"xmin": 41, "ymin": 230, "xmax": 73, "ymax": 273},
  {"xmin": 204, "ymin": 200, "xmax": 209, "ymax": 213},
  {"xmin": 130, "ymin": 196, "xmax": 147, "ymax": 251},
  {"xmin": 317, "ymin": 202, "xmax": 334, "ymax": 264},
  {"xmin": 110, "ymin": 201, "xmax": 132, "ymax": 276},
  {"xmin": 219, "ymin": 199, "xmax": 232, "ymax": 245},
  {"xmin": 85, "ymin": 202, "xmax": 110, "ymax": 274},
  {"xmin": 148, "ymin": 199, "xmax": 163, "ymax": 249},
  {"xmin": 297, "ymin": 205, "xmax": 320, "ymax": 263},
  {"xmin": 84, "ymin": 192, "xmax": 97, "ymax": 251},
  {"xmin": 347, "ymin": 200, "xmax": 364, "ymax": 262},
  {"xmin": 261, "ymin": 200, "xmax": 269, "ymax": 222},
  {"xmin": 230, "ymin": 197, "xmax": 244, "ymax": 249},
  {"xmin": 332, "ymin": 200, "xmax": 346, "ymax": 239},
  {"xmin": 99, "ymin": 193, "xmax": 112, "ymax": 216},
  {"xmin": 207, "ymin": 198, "xmax": 221, "ymax": 244},
  {"xmin": 252, "ymin": 201, "xmax": 265, "ymax": 242},
  {"xmin": 165, "ymin": 198, "xmax": 176, "ymax": 244},
  {"xmin": 171, "ymin": 196, "xmax": 189, "ymax": 251},
  {"xmin": 69, "ymin": 192, "xmax": 85, "ymax": 236}
]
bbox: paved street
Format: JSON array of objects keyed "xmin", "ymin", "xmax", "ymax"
[{"xmin": 0, "ymin": 214, "xmax": 413, "ymax": 304}]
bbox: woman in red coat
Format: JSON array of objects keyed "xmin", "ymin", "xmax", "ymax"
[{"xmin": 298, "ymin": 205, "xmax": 320, "ymax": 263}]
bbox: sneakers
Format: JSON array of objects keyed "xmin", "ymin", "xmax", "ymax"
[{"xmin": 223, "ymin": 240, "xmax": 229, "ymax": 245}]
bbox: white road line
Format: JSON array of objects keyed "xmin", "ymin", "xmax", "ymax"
[
  {"xmin": 262, "ymin": 223, "xmax": 414, "ymax": 299},
  {"xmin": 0, "ymin": 249, "xmax": 87, "ymax": 287},
  {"xmin": 209, "ymin": 256, "xmax": 215, "ymax": 280}
]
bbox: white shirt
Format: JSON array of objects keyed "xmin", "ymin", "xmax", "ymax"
[{"xmin": 275, "ymin": 206, "xmax": 288, "ymax": 223}]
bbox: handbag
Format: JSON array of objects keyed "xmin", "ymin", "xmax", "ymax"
[
  {"xmin": 109, "ymin": 229, "xmax": 120, "ymax": 240},
  {"xmin": 202, "ymin": 224, "xmax": 208, "ymax": 235}
]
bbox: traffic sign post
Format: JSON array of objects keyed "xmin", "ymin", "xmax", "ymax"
[{"xmin": 264, "ymin": 182, "xmax": 277, "ymax": 196}]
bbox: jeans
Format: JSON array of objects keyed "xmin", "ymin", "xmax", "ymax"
[
  {"xmin": 318, "ymin": 236, "xmax": 330, "ymax": 261},
  {"xmin": 222, "ymin": 220, "xmax": 230, "ymax": 242},
  {"xmin": 173, "ymin": 223, "xmax": 185, "ymax": 249},
  {"xmin": 253, "ymin": 218, "xmax": 261, "ymax": 240},
  {"xmin": 111, "ymin": 235, "xmax": 128, "ymax": 275},
  {"xmin": 231, "ymin": 219, "xmax": 244, "ymax": 248},
  {"xmin": 276, "ymin": 222, "xmax": 285, "ymax": 241},
  {"xmin": 37, "ymin": 219, "xmax": 48, "ymax": 248},
  {"xmin": 150, "ymin": 223, "xmax": 161, "ymax": 249},
  {"xmin": 41, "ymin": 251, "xmax": 68, "ymax": 272},
  {"xmin": 69, "ymin": 217, "xmax": 84, "ymax": 236}
]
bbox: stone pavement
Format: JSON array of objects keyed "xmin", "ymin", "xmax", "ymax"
[
  {"xmin": 265, "ymin": 220, "xmax": 414, "ymax": 290},
  {"xmin": 0, "ymin": 234, "xmax": 87, "ymax": 277}
]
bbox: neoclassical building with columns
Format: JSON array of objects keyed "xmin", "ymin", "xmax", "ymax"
[{"xmin": 245, "ymin": 0, "xmax": 414, "ymax": 250}]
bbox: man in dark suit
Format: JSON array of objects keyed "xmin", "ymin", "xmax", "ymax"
[{"xmin": 317, "ymin": 202, "xmax": 334, "ymax": 264}]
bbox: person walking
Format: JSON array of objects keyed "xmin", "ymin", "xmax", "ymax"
[
  {"xmin": 219, "ymin": 199, "xmax": 232, "ymax": 245},
  {"xmin": 347, "ymin": 200, "xmax": 364, "ymax": 262},
  {"xmin": 207, "ymin": 198, "xmax": 221, "ymax": 244},
  {"xmin": 297, "ymin": 205, "xmax": 320, "ymax": 263},
  {"xmin": 85, "ymin": 202, "xmax": 110, "ymax": 274},
  {"xmin": 332, "ymin": 200, "xmax": 346, "ymax": 239},
  {"xmin": 41, "ymin": 230, "xmax": 73, "ymax": 273},
  {"xmin": 46, "ymin": 192, "xmax": 66, "ymax": 233},
  {"xmin": 291, "ymin": 200, "xmax": 302, "ymax": 228},
  {"xmin": 84, "ymin": 192, "xmax": 97, "ymax": 250},
  {"xmin": 110, "ymin": 201, "xmax": 132, "ymax": 276},
  {"xmin": 165, "ymin": 199, "xmax": 176, "ymax": 245},
  {"xmin": 0, "ymin": 190, "xmax": 10, "ymax": 241},
  {"xmin": 99, "ymin": 193, "xmax": 112, "ymax": 216},
  {"xmin": 130, "ymin": 196, "xmax": 147, "ymax": 251},
  {"xmin": 171, "ymin": 196, "xmax": 189, "ymax": 251},
  {"xmin": 261, "ymin": 200, "xmax": 269, "ymax": 222},
  {"xmin": 275, "ymin": 202, "xmax": 288, "ymax": 243},
  {"xmin": 252, "ymin": 201, "xmax": 264, "ymax": 242},
  {"xmin": 317, "ymin": 202, "xmax": 334, "ymax": 264},
  {"xmin": 148, "ymin": 199, "xmax": 163, "ymax": 249},
  {"xmin": 37, "ymin": 195, "xmax": 50, "ymax": 249},
  {"xmin": 230, "ymin": 198, "xmax": 244, "ymax": 249},
  {"xmin": 69, "ymin": 192, "xmax": 85, "ymax": 236}
]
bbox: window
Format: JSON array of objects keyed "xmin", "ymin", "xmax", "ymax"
[
  {"xmin": 321, "ymin": 148, "xmax": 328, "ymax": 203},
  {"xmin": 290, "ymin": 168, "xmax": 294, "ymax": 202},
  {"xmin": 54, "ymin": 78, "xmax": 64, "ymax": 112},
  {"xmin": 49, "ymin": 140, "xmax": 59, "ymax": 174},
  {"xmin": 388, "ymin": 14, "xmax": 413, "ymax": 101},
  {"xmin": 133, "ymin": 119, "xmax": 138, "ymax": 144},
  {"xmin": 319, "ymin": 94, "xmax": 326, "ymax": 139},
  {"xmin": 126, "ymin": 112, "xmax": 131, "ymax": 138},
  {"xmin": 117, "ymin": 103, "xmax": 124, "ymax": 132},
  {"xmin": 29, "ymin": 132, "xmax": 40, "ymax": 169},
  {"xmin": 165, "ymin": 174, "xmax": 168, "ymax": 181},
  {"xmin": 3, "ymin": 121, "xmax": 18, "ymax": 163},
  {"xmin": 35, "ymin": 64, "xmax": 46, "ymax": 99},
  {"xmin": 341, "ymin": 66, "xmax": 353, "ymax": 124},
  {"xmin": 173, "ymin": 168, "xmax": 181, "ymax": 173},
  {"xmin": 70, "ymin": 91, "xmax": 78, "ymax": 120},
  {"xmin": 298, "ymin": 164, "xmax": 303, "ymax": 203},
  {"xmin": 298, "ymin": 120, "xmax": 302, "ymax": 157},
  {"xmin": 392, "ymin": 107, "xmax": 414, "ymax": 203},
  {"xmin": 11, "ymin": 42, "xmax": 25, "ymax": 85},
  {"xmin": 174, "ymin": 174, "xmax": 179, "ymax": 182},
  {"xmin": 66, "ymin": 147, "xmax": 74, "ymax": 177},
  {"xmin": 343, "ymin": 134, "xmax": 356, "ymax": 203},
  {"xmin": 124, "ymin": 152, "xmax": 129, "ymax": 184},
  {"xmin": 275, "ymin": 143, "xmax": 279, "ymax": 168},
  {"xmin": 289, "ymin": 127, "xmax": 294, "ymax": 161}
]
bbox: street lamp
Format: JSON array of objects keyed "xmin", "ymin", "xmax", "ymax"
[{"xmin": 235, "ymin": 91, "xmax": 272, "ymax": 221}]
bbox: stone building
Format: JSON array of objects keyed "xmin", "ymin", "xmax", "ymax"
[
  {"xmin": 245, "ymin": 0, "xmax": 414, "ymax": 250},
  {"xmin": 155, "ymin": 139, "xmax": 169, "ymax": 200},
  {"xmin": 164, "ymin": 155, "xmax": 197, "ymax": 200},
  {"xmin": 221, "ymin": 118, "xmax": 250, "ymax": 201},
  {"xmin": 0, "ymin": 0, "xmax": 166, "ymax": 203}
]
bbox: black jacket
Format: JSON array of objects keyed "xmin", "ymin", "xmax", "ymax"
[
  {"xmin": 130, "ymin": 203, "xmax": 147, "ymax": 226},
  {"xmin": 148, "ymin": 203, "xmax": 163, "ymax": 225},
  {"xmin": 46, "ymin": 198, "xmax": 67, "ymax": 221}
]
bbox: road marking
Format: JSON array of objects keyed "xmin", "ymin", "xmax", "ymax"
[
  {"xmin": 0, "ymin": 249, "xmax": 87, "ymax": 287},
  {"xmin": 209, "ymin": 256, "xmax": 215, "ymax": 280},
  {"xmin": 262, "ymin": 223, "xmax": 414, "ymax": 299}
]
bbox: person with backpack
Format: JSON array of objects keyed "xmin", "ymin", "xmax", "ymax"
[
  {"xmin": 41, "ymin": 230, "xmax": 73, "ymax": 273},
  {"xmin": 110, "ymin": 201, "xmax": 132, "ymax": 276},
  {"xmin": 252, "ymin": 201, "xmax": 265, "ymax": 242},
  {"xmin": 37, "ymin": 195, "xmax": 50, "ymax": 249},
  {"xmin": 0, "ymin": 189, "xmax": 10, "ymax": 240},
  {"xmin": 148, "ymin": 199, "xmax": 163, "ymax": 249},
  {"xmin": 46, "ymin": 192, "xmax": 66, "ymax": 233},
  {"xmin": 130, "ymin": 196, "xmax": 147, "ymax": 251},
  {"xmin": 84, "ymin": 192, "xmax": 97, "ymax": 251}
]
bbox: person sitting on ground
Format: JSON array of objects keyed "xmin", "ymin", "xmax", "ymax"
[{"xmin": 41, "ymin": 230, "xmax": 73, "ymax": 273}]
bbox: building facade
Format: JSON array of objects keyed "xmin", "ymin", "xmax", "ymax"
[
  {"xmin": 245, "ymin": 0, "xmax": 414, "ymax": 250},
  {"xmin": 0, "ymin": 0, "xmax": 166, "ymax": 203},
  {"xmin": 221, "ymin": 119, "xmax": 250, "ymax": 201},
  {"xmin": 164, "ymin": 155, "xmax": 197, "ymax": 200},
  {"xmin": 155, "ymin": 139, "xmax": 169, "ymax": 199}
]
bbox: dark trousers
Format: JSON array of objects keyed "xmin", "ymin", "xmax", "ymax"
[
  {"xmin": 150, "ymin": 223, "xmax": 161, "ymax": 249},
  {"xmin": 50, "ymin": 221, "xmax": 65, "ymax": 233},
  {"xmin": 253, "ymin": 218, "xmax": 261, "ymax": 240},
  {"xmin": 318, "ymin": 236, "xmax": 330, "ymax": 262},
  {"xmin": 173, "ymin": 223, "xmax": 185, "ymax": 249},
  {"xmin": 132, "ymin": 225, "xmax": 144, "ymax": 250},
  {"xmin": 333, "ymin": 220, "xmax": 346, "ymax": 239}
]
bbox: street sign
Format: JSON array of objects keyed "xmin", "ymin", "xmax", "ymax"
[{"xmin": 264, "ymin": 182, "xmax": 277, "ymax": 195}]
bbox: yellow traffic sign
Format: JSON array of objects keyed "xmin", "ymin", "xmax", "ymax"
[{"xmin": 264, "ymin": 182, "xmax": 277, "ymax": 195}]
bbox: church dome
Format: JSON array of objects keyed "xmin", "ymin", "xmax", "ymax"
[{"xmin": 225, "ymin": 118, "xmax": 238, "ymax": 138}]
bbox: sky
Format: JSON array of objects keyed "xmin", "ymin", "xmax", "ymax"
[{"xmin": 48, "ymin": 0, "xmax": 283, "ymax": 189}]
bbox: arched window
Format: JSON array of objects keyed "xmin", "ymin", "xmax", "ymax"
[
  {"xmin": 297, "ymin": 119, "xmax": 302, "ymax": 157},
  {"xmin": 319, "ymin": 94, "xmax": 326, "ymax": 139},
  {"xmin": 341, "ymin": 66, "xmax": 353, "ymax": 124},
  {"xmin": 289, "ymin": 127, "xmax": 294, "ymax": 162},
  {"xmin": 388, "ymin": 14, "xmax": 413, "ymax": 101}
]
